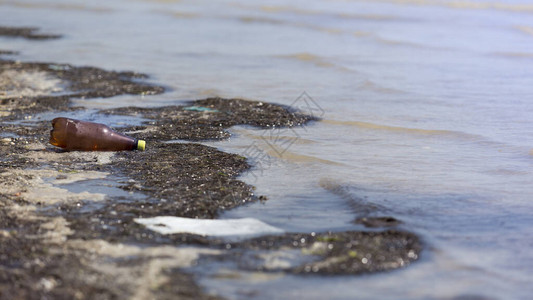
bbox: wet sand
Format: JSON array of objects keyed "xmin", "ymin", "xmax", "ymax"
[{"xmin": 0, "ymin": 26, "xmax": 421, "ymax": 299}]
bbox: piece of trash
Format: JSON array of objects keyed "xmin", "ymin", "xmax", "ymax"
[
  {"xmin": 183, "ymin": 106, "xmax": 219, "ymax": 113},
  {"xmin": 134, "ymin": 216, "xmax": 284, "ymax": 239},
  {"xmin": 49, "ymin": 117, "xmax": 145, "ymax": 151},
  {"xmin": 354, "ymin": 216, "xmax": 402, "ymax": 228},
  {"xmin": 48, "ymin": 64, "xmax": 70, "ymax": 71}
]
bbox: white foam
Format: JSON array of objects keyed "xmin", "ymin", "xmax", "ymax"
[
  {"xmin": 0, "ymin": 70, "xmax": 65, "ymax": 99},
  {"xmin": 134, "ymin": 216, "xmax": 284, "ymax": 240}
]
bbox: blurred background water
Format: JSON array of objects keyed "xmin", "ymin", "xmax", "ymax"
[{"xmin": 1, "ymin": 0, "xmax": 533, "ymax": 299}]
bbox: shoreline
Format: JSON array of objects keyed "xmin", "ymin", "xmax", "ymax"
[{"xmin": 0, "ymin": 26, "xmax": 421, "ymax": 299}]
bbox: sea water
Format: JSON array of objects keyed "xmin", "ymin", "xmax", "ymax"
[{"xmin": 1, "ymin": 0, "xmax": 533, "ymax": 299}]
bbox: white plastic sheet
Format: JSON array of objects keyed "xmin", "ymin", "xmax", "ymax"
[{"xmin": 134, "ymin": 216, "xmax": 284, "ymax": 240}]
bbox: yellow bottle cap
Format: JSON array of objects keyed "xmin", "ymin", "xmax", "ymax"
[{"xmin": 137, "ymin": 140, "xmax": 146, "ymax": 151}]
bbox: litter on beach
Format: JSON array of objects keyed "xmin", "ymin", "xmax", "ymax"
[
  {"xmin": 183, "ymin": 106, "xmax": 219, "ymax": 112},
  {"xmin": 134, "ymin": 216, "xmax": 284, "ymax": 239}
]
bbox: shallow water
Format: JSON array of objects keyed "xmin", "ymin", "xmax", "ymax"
[{"xmin": 2, "ymin": 0, "xmax": 533, "ymax": 299}]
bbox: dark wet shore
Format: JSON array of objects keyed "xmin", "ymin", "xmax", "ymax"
[{"xmin": 0, "ymin": 26, "xmax": 421, "ymax": 299}]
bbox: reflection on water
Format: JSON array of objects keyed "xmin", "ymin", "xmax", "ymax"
[{"xmin": 2, "ymin": 0, "xmax": 533, "ymax": 298}]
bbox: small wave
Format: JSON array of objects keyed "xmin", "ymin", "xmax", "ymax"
[
  {"xmin": 257, "ymin": 4, "xmax": 412, "ymax": 22},
  {"xmin": 279, "ymin": 53, "xmax": 335, "ymax": 68},
  {"xmin": 155, "ymin": 9, "xmax": 200, "ymax": 19},
  {"xmin": 360, "ymin": 80, "xmax": 407, "ymax": 94},
  {"xmin": 373, "ymin": 35, "xmax": 435, "ymax": 49},
  {"xmin": 238, "ymin": 16, "xmax": 284, "ymax": 25},
  {"xmin": 515, "ymin": 25, "xmax": 533, "ymax": 36},
  {"xmin": 4, "ymin": 2, "xmax": 112, "ymax": 12},
  {"xmin": 170, "ymin": 12, "xmax": 200, "ymax": 19},
  {"xmin": 231, "ymin": 3, "xmax": 410, "ymax": 38},
  {"xmin": 493, "ymin": 52, "xmax": 533, "ymax": 59},
  {"xmin": 322, "ymin": 119, "xmax": 484, "ymax": 140},
  {"xmin": 355, "ymin": 0, "xmax": 533, "ymax": 13},
  {"xmin": 353, "ymin": 31, "xmax": 371, "ymax": 37},
  {"xmin": 264, "ymin": 146, "xmax": 344, "ymax": 166},
  {"xmin": 276, "ymin": 53, "xmax": 353, "ymax": 72},
  {"xmin": 237, "ymin": 16, "xmax": 346, "ymax": 36}
]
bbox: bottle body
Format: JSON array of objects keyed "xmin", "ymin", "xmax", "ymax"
[{"xmin": 50, "ymin": 117, "xmax": 145, "ymax": 151}]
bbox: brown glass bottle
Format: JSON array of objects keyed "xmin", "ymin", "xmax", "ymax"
[{"xmin": 49, "ymin": 117, "xmax": 145, "ymax": 151}]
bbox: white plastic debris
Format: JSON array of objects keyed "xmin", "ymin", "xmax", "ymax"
[{"xmin": 134, "ymin": 216, "xmax": 284, "ymax": 239}]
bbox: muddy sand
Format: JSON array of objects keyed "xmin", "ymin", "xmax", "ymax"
[{"xmin": 0, "ymin": 27, "xmax": 421, "ymax": 299}]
